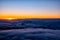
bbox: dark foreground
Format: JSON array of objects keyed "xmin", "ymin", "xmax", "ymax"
[
  {"xmin": 0, "ymin": 28, "xmax": 60, "ymax": 40},
  {"xmin": 0, "ymin": 19, "xmax": 60, "ymax": 30},
  {"xmin": 0, "ymin": 19, "xmax": 60, "ymax": 40}
]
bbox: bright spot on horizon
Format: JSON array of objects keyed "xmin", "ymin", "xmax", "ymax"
[{"xmin": 7, "ymin": 18, "xmax": 14, "ymax": 20}]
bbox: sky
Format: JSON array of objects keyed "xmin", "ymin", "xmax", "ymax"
[{"xmin": 0, "ymin": 0, "xmax": 60, "ymax": 19}]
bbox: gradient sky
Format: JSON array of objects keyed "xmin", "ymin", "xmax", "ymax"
[{"xmin": 0, "ymin": 0, "xmax": 60, "ymax": 19}]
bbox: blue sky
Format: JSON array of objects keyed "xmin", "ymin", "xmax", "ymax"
[{"xmin": 0, "ymin": 0, "xmax": 60, "ymax": 18}]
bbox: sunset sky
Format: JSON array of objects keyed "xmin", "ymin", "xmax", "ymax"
[{"xmin": 0, "ymin": 0, "xmax": 60, "ymax": 19}]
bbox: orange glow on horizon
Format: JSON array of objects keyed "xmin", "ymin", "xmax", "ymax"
[
  {"xmin": 0, "ymin": 9, "xmax": 60, "ymax": 19},
  {"xmin": 0, "ymin": 15, "xmax": 60, "ymax": 20}
]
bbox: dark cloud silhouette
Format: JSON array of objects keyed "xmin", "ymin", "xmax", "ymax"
[
  {"xmin": 0, "ymin": 19, "xmax": 60, "ymax": 40},
  {"xmin": 0, "ymin": 19, "xmax": 60, "ymax": 30},
  {"xmin": 0, "ymin": 28, "xmax": 60, "ymax": 40}
]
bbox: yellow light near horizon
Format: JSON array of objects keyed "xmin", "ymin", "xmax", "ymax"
[{"xmin": 7, "ymin": 18, "xmax": 14, "ymax": 20}]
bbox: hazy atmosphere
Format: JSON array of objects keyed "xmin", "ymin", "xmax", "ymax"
[{"xmin": 0, "ymin": 0, "xmax": 60, "ymax": 40}]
